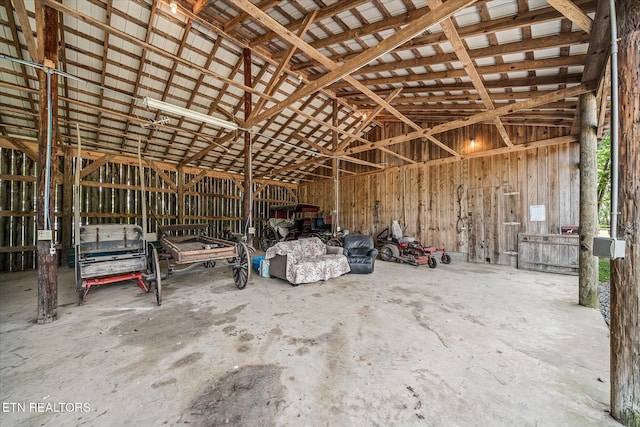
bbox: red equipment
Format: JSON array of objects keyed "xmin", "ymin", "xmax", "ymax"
[{"xmin": 376, "ymin": 222, "xmax": 451, "ymax": 268}]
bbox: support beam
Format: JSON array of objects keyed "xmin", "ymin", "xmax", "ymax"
[
  {"xmin": 342, "ymin": 84, "xmax": 593, "ymax": 156},
  {"xmin": 60, "ymin": 145, "xmax": 73, "ymax": 268},
  {"xmin": 610, "ymin": 0, "xmax": 640, "ymax": 423},
  {"xmin": 545, "ymin": 0, "xmax": 593, "ymax": 33},
  {"xmin": 4, "ymin": 136, "xmax": 38, "ymax": 161},
  {"xmin": 177, "ymin": 167, "xmax": 184, "ymax": 224},
  {"xmin": 236, "ymin": 0, "xmax": 473, "ymax": 129},
  {"xmin": 36, "ymin": 4, "xmax": 58, "ymax": 324},
  {"xmin": 147, "ymin": 160, "xmax": 177, "ymax": 191},
  {"xmin": 243, "ymin": 47, "xmax": 253, "ymax": 237},
  {"xmin": 80, "ymin": 154, "xmax": 114, "ymax": 179},
  {"xmin": 426, "ymin": 0, "xmax": 513, "ymax": 146},
  {"xmin": 12, "ymin": 0, "xmax": 39, "ymax": 61},
  {"xmin": 250, "ymin": 10, "xmax": 317, "ymax": 119},
  {"xmin": 578, "ymin": 92, "xmax": 598, "ymax": 307},
  {"xmin": 0, "ymin": 136, "xmax": 298, "ymax": 191},
  {"xmin": 40, "ymin": 0, "xmax": 272, "ymax": 101},
  {"xmin": 332, "ymin": 99, "xmax": 339, "ymax": 234},
  {"xmin": 184, "ymin": 169, "xmax": 208, "ymax": 191},
  {"xmin": 336, "ymin": 88, "xmax": 403, "ymax": 152}
]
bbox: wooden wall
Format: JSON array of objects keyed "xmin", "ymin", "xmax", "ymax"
[
  {"xmin": 299, "ymin": 123, "xmax": 580, "ymax": 266},
  {"xmin": 0, "ymin": 146, "xmax": 296, "ymax": 272},
  {"xmin": 0, "ymin": 148, "xmax": 38, "ymax": 271},
  {"xmin": 2, "ymin": 122, "xmax": 580, "ymax": 271}
]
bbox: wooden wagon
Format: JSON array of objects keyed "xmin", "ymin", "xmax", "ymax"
[
  {"xmin": 75, "ymin": 223, "xmax": 162, "ymax": 305},
  {"xmin": 159, "ymin": 224, "xmax": 251, "ymax": 289}
]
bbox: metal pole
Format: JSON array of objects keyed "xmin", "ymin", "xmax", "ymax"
[
  {"xmin": 74, "ymin": 124, "xmax": 82, "ymax": 246},
  {"xmin": 138, "ymin": 137, "xmax": 147, "ymax": 240},
  {"xmin": 609, "ymin": 0, "xmax": 619, "ymax": 237}
]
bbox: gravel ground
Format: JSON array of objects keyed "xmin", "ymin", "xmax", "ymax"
[{"xmin": 598, "ymin": 282, "xmax": 610, "ymax": 327}]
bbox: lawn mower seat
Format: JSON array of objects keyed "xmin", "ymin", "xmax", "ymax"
[
  {"xmin": 343, "ymin": 234, "xmax": 378, "ymax": 274},
  {"xmin": 391, "ymin": 220, "xmax": 415, "ymax": 243}
]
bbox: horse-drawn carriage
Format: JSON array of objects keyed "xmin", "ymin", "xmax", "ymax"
[{"xmin": 259, "ymin": 203, "xmax": 331, "ymax": 251}]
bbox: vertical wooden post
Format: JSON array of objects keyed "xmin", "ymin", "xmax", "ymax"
[
  {"xmin": 578, "ymin": 92, "xmax": 598, "ymax": 307},
  {"xmin": 332, "ymin": 99, "xmax": 338, "ymax": 233},
  {"xmin": 177, "ymin": 166, "xmax": 184, "ymax": 224},
  {"xmin": 37, "ymin": 4, "xmax": 58, "ymax": 323},
  {"xmin": 243, "ymin": 47, "xmax": 253, "ymax": 239},
  {"xmin": 60, "ymin": 146, "xmax": 73, "ymax": 267},
  {"xmin": 610, "ymin": 0, "xmax": 639, "ymax": 423}
]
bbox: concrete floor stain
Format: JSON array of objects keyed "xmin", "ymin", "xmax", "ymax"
[{"xmin": 183, "ymin": 364, "xmax": 285, "ymax": 426}]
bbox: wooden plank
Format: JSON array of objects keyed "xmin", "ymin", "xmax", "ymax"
[
  {"xmin": 80, "ymin": 154, "xmax": 114, "ymax": 179},
  {"xmin": 40, "ymin": 0, "xmax": 273, "ymax": 100},
  {"xmin": 517, "ymin": 233, "xmax": 579, "ymax": 274},
  {"xmin": 342, "ymin": 85, "xmax": 592, "ymax": 156},
  {"xmin": 546, "ymin": 0, "xmax": 593, "ymax": 33},
  {"xmin": 147, "ymin": 160, "xmax": 177, "ymax": 191},
  {"xmin": 0, "ymin": 245, "xmax": 38, "ymax": 253},
  {"xmin": 5, "ymin": 137, "xmax": 38, "ymax": 162},
  {"xmin": 12, "ymin": 0, "xmax": 39, "ymax": 61},
  {"xmin": 239, "ymin": 0, "xmax": 474, "ymax": 128}
]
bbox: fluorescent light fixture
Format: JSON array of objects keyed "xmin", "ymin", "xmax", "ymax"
[{"xmin": 143, "ymin": 97, "xmax": 238, "ymax": 131}]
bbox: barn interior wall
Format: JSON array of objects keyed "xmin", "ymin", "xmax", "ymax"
[
  {"xmin": 0, "ymin": 147, "xmax": 296, "ymax": 272},
  {"xmin": 299, "ymin": 124, "xmax": 580, "ymax": 266}
]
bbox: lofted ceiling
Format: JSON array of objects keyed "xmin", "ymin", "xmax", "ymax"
[{"xmin": 0, "ymin": 0, "xmax": 609, "ymax": 183}]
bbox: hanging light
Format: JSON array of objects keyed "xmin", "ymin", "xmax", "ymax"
[
  {"xmin": 170, "ymin": 1, "xmax": 178, "ymax": 13},
  {"xmin": 470, "ymin": 137, "xmax": 476, "ymax": 148},
  {"xmin": 143, "ymin": 97, "xmax": 239, "ymax": 131}
]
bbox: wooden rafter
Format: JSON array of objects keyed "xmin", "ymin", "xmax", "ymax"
[
  {"xmin": 80, "ymin": 154, "xmax": 115, "ymax": 179},
  {"xmin": 146, "ymin": 160, "xmax": 178, "ymax": 191},
  {"xmin": 39, "ymin": 0, "xmax": 273, "ymax": 101},
  {"xmin": 328, "ymin": 55, "xmax": 588, "ymax": 89},
  {"xmin": 239, "ymin": 0, "xmax": 474, "ymax": 128},
  {"xmin": 342, "ymin": 84, "xmax": 593, "ymax": 156},
  {"xmin": 545, "ymin": 0, "xmax": 593, "ymax": 33},
  {"xmin": 294, "ymin": 0, "xmax": 594, "ymax": 70},
  {"xmin": 121, "ymin": 0, "xmax": 159, "ymax": 142},
  {"xmin": 0, "ymin": 137, "xmax": 298, "ymax": 190},
  {"xmin": 336, "ymin": 88, "xmax": 403, "ymax": 152},
  {"xmin": 12, "ymin": 0, "xmax": 39, "ymax": 61},
  {"xmin": 192, "ymin": 0, "xmax": 211, "ymax": 15},
  {"xmin": 429, "ymin": 0, "xmax": 513, "ymax": 146},
  {"xmin": 251, "ymin": 0, "xmax": 371, "ymax": 46},
  {"xmin": 224, "ymin": 0, "xmax": 280, "ymax": 31},
  {"xmin": 184, "ymin": 169, "xmax": 209, "ymax": 191},
  {"xmin": 4, "ymin": 136, "xmax": 38, "ymax": 161},
  {"xmin": 250, "ymin": 10, "xmax": 318, "ymax": 119},
  {"xmin": 4, "ymin": 0, "xmax": 38, "ymax": 116}
]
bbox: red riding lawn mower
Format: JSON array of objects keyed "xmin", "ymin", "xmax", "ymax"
[{"xmin": 376, "ymin": 221, "xmax": 451, "ymax": 268}]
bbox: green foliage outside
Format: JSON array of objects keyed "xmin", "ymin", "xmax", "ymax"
[
  {"xmin": 597, "ymin": 133, "xmax": 611, "ymax": 229},
  {"xmin": 596, "ymin": 134, "xmax": 611, "ymax": 283},
  {"xmin": 599, "ymin": 258, "xmax": 611, "ymax": 282}
]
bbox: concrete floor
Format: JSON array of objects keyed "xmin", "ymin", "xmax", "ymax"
[{"xmin": 0, "ymin": 257, "xmax": 619, "ymax": 426}]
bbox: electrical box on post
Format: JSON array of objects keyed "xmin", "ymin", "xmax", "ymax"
[
  {"xmin": 37, "ymin": 230, "xmax": 53, "ymax": 240},
  {"xmin": 593, "ymin": 237, "xmax": 626, "ymax": 259}
]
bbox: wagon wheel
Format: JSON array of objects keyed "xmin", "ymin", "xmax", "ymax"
[
  {"xmin": 428, "ymin": 256, "xmax": 437, "ymax": 269},
  {"xmin": 441, "ymin": 253, "xmax": 451, "ymax": 264},
  {"xmin": 259, "ymin": 228, "xmax": 278, "ymax": 251},
  {"xmin": 233, "ymin": 242, "xmax": 250, "ymax": 289},
  {"xmin": 147, "ymin": 243, "xmax": 162, "ymax": 306},
  {"xmin": 327, "ymin": 238, "xmax": 343, "ymax": 247},
  {"xmin": 380, "ymin": 244, "xmax": 400, "ymax": 262}
]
